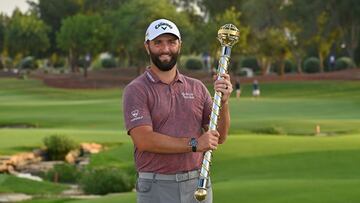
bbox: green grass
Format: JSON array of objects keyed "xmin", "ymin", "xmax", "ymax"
[
  {"xmin": 0, "ymin": 174, "xmax": 67, "ymax": 195},
  {"xmin": 1, "ymin": 78, "xmax": 360, "ymax": 203}
]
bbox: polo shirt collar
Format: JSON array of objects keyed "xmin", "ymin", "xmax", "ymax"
[{"xmin": 145, "ymin": 67, "xmax": 184, "ymax": 84}]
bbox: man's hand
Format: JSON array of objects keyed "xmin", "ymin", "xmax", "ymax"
[
  {"xmin": 197, "ymin": 130, "xmax": 220, "ymax": 152},
  {"xmin": 214, "ymin": 73, "xmax": 233, "ymax": 103}
]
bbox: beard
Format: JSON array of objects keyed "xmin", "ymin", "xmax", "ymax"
[{"xmin": 148, "ymin": 48, "xmax": 179, "ymax": 72}]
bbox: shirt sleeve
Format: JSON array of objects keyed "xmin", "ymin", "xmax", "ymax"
[
  {"xmin": 123, "ymin": 84, "xmax": 152, "ymax": 135},
  {"xmin": 201, "ymin": 84, "xmax": 212, "ymax": 128}
]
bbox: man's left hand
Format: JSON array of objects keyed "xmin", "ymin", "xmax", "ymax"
[{"xmin": 214, "ymin": 73, "xmax": 232, "ymax": 103}]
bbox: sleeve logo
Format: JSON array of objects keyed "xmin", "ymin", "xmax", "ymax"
[
  {"xmin": 130, "ymin": 109, "xmax": 143, "ymax": 122},
  {"xmin": 131, "ymin": 110, "xmax": 139, "ymax": 118}
]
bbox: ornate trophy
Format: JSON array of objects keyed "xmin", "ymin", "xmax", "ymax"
[{"xmin": 194, "ymin": 24, "xmax": 240, "ymax": 202}]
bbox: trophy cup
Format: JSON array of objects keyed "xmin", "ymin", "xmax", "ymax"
[{"xmin": 194, "ymin": 24, "xmax": 240, "ymax": 202}]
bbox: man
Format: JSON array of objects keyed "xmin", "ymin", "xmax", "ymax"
[
  {"xmin": 252, "ymin": 79, "xmax": 260, "ymax": 98},
  {"xmin": 123, "ymin": 19, "xmax": 232, "ymax": 203},
  {"xmin": 235, "ymin": 77, "xmax": 241, "ymax": 99}
]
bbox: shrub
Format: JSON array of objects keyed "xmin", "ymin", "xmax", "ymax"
[
  {"xmin": 241, "ymin": 56, "xmax": 260, "ymax": 72},
  {"xmin": 54, "ymin": 57, "xmax": 66, "ymax": 68},
  {"xmin": 18, "ymin": 56, "xmax": 38, "ymax": 70},
  {"xmin": 50, "ymin": 54, "xmax": 66, "ymax": 68},
  {"xmin": 43, "ymin": 135, "xmax": 78, "ymax": 160},
  {"xmin": 335, "ymin": 57, "xmax": 354, "ymax": 70},
  {"xmin": 185, "ymin": 57, "xmax": 203, "ymax": 70},
  {"xmin": 284, "ymin": 60, "xmax": 295, "ymax": 73},
  {"xmin": 79, "ymin": 167, "xmax": 134, "ymax": 195},
  {"xmin": 253, "ymin": 126, "xmax": 287, "ymax": 135},
  {"xmin": 45, "ymin": 163, "xmax": 80, "ymax": 183},
  {"xmin": 101, "ymin": 57, "xmax": 117, "ymax": 69},
  {"xmin": 303, "ymin": 57, "xmax": 320, "ymax": 73}
]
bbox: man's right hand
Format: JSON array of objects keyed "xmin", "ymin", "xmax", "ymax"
[{"xmin": 197, "ymin": 130, "xmax": 220, "ymax": 152}]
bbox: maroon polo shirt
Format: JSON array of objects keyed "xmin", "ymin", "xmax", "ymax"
[{"xmin": 123, "ymin": 68, "xmax": 212, "ymax": 174}]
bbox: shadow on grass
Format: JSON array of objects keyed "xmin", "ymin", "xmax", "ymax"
[{"xmin": 0, "ymin": 122, "xmax": 38, "ymax": 129}]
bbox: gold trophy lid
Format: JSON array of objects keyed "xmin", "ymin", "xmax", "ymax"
[{"xmin": 217, "ymin": 24, "xmax": 240, "ymax": 47}]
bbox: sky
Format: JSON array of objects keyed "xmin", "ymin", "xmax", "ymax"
[{"xmin": 0, "ymin": 0, "xmax": 37, "ymax": 16}]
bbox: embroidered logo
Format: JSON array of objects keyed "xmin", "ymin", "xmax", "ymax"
[
  {"xmin": 131, "ymin": 110, "xmax": 139, "ymax": 118},
  {"xmin": 155, "ymin": 22, "xmax": 173, "ymax": 30},
  {"xmin": 181, "ymin": 92, "xmax": 195, "ymax": 99},
  {"xmin": 130, "ymin": 109, "xmax": 143, "ymax": 122}
]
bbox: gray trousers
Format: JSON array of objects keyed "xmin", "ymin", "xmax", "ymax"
[{"xmin": 136, "ymin": 171, "xmax": 212, "ymax": 203}]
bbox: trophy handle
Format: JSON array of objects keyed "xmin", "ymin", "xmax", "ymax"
[{"xmin": 194, "ymin": 24, "xmax": 240, "ymax": 202}]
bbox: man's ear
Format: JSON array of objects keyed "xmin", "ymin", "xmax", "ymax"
[{"xmin": 144, "ymin": 42, "xmax": 150, "ymax": 55}]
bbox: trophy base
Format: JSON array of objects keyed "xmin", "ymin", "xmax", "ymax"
[{"xmin": 194, "ymin": 188, "xmax": 207, "ymax": 201}]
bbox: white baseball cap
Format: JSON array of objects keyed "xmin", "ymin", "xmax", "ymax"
[{"xmin": 145, "ymin": 19, "xmax": 181, "ymax": 42}]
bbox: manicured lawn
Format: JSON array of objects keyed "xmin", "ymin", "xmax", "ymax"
[
  {"xmin": 0, "ymin": 174, "xmax": 67, "ymax": 194},
  {"xmin": 1, "ymin": 78, "xmax": 360, "ymax": 202}
]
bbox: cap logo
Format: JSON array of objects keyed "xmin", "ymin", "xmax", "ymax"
[{"xmin": 155, "ymin": 22, "xmax": 173, "ymax": 30}]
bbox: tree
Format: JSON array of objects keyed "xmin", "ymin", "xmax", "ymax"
[
  {"xmin": 205, "ymin": 7, "xmax": 249, "ymax": 74},
  {"xmin": 251, "ymin": 28, "xmax": 289, "ymax": 75},
  {"xmin": 104, "ymin": 0, "xmax": 192, "ymax": 72},
  {"xmin": 241, "ymin": 0, "xmax": 287, "ymax": 75},
  {"xmin": 172, "ymin": 0, "xmax": 245, "ymax": 21},
  {"xmin": 286, "ymin": 0, "xmax": 341, "ymax": 72},
  {"xmin": 281, "ymin": 1, "xmax": 314, "ymax": 74},
  {"xmin": 330, "ymin": 0, "xmax": 360, "ymax": 66},
  {"xmin": 56, "ymin": 14, "xmax": 110, "ymax": 73},
  {"xmin": 0, "ymin": 14, "xmax": 8, "ymax": 69},
  {"xmin": 32, "ymin": 0, "xmax": 81, "ymax": 54},
  {"xmin": 5, "ymin": 11, "xmax": 50, "ymax": 59},
  {"xmin": 82, "ymin": 0, "xmax": 129, "ymax": 14},
  {"xmin": 283, "ymin": 24, "xmax": 306, "ymax": 74},
  {"xmin": 309, "ymin": 11, "xmax": 340, "ymax": 72}
]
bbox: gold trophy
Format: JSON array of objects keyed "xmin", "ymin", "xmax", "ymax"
[{"xmin": 194, "ymin": 24, "xmax": 240, "ymax": 202}]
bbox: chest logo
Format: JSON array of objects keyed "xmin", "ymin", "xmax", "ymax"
[{"xmin": 181, "ymin": 92, "xmax": 195, "ymax": 99}]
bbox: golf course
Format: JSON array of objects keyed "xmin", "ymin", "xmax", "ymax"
[{"xmin": 1, "ymin": 78, "xmax": 360, "ymax": 203}]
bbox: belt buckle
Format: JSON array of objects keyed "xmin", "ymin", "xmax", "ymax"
[{"xmin": 175, "ymin": 172, "xmax": 189, "ymax": 182}]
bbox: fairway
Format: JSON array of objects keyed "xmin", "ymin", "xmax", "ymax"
[{"xmin": 1, "ymin": 78, "xmax": 360, "ymax": 203}]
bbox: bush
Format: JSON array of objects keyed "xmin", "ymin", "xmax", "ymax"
[
  {"xmin": 335, "ymin": 57, "xmax": 354, "ymax": 70},
  {"xmin": 50, "ymin": 54, "xmax": 66, "ymax": 68},
  {"xmin": 303, "ymin": 57, "xmax": 320, "ymax": 73},
  {"xmin": 253, "ymin": 126, "xmax": 287, "ymax": 135},
  {"xmin": 185, "ymin": 57, "xmax": 203, "ymax": 70},
  {"xmin": 43, "ymin": 135, "xmax": 78, "ymax": 160},
  {"xmin": 284, "ymin": 60, "xmax": 295, "ymax": 73},
  {"xmin": 18, "ymin": 56, "xmax": 38, "ymax": 70},
  {"xmin": 0, "ymin": 57, "xmax": 12, "ymax": 69},
  {"xmin": 102, "ymin": 57, "xmax": 117, "ymax": 69},
  {"xmin": 54, "ymin": 57, "xmax": 66, "ymax": 68},
  {"xmin": 45, "ymin": 163, "xmax": 80, "ymax": 183},
  {"xmin": 241, "ymin": 56, "xmax": 260, "ymax": 72},
  {"xmin": 80, "ymin": 167, "xmax": 134, "ymax": 195}
]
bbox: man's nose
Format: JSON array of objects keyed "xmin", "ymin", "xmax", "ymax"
[{"xmin": 160, "ymin": 43, "xmax": 171, "ymax": 53}]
